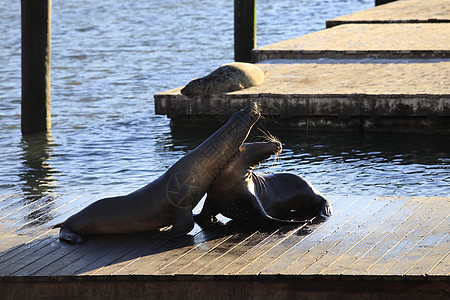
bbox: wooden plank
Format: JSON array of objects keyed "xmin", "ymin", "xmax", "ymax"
[
  {"xmin": 259, "ymin": 196, "xmax": 375, "ymax": 274},
  {"xmin": 326, "ymin": 0, "xmax": 450, "ymax": 27},
  {"xmin": 385, "ymin": 216, "xmax": 449, "ymax": 275},
  {"xmin": 160, "ymin": 230, "xmax": 259, "ymax": 275},
  {"xmin": 0, "ymin": 194, "xmax": 89, "ymax": 237},
  {"xmin": 319, "ymin": 197, "xmax": 439, "ymax": 275},
  {"xmin": 43, "ymin": 231, "xmax": 160, "ymax": 276},
  {"xmin": 9, "ymin": 237, "xmax": 92, "ymax": 276},
  {"xmin": 0, "ymin": 195, "xmax": 17, "ymax": 210},
  {"xmin": 253, "ymin": 24, "xmax": 450, "ymax": 60},
  {"xmin": 0, "ymin": 229, "xmax": 51, "ymax": 254},
  {"xmin": 279, "ymin": 197, "xmax": 398, "ymax": 274},
  {"xmin": 297, "ymin": 197, "xmax": 400, "ymax": 275},
  {"xmin": 117, "ymin": 225, "xmax": 233, "ymax": 275},
  {"xmin": 103, "ymin": 224, "xmax": 206, "ymax": 275},
  {"xmin": 217, "ymin": 195, "xmax": 344, "ymax": 275},
  {"xmin": 0, "ymin": 195, "xmax": 96, "ymax": 272},
  {"xmin": 428, "ymin": 251, "xmax": 450, "ymax": 275},
  {"xmin": 341, "ymin": 197, "xmax": 438, "ymax": 275},
  {"xmin": 406, "ymin": 233, "xmax": 450, "ymax": 275},
  {"xmin": 323, "ymin": 197, "xmax": 433, "ymax": 275},
  {"xmin": 0, "ymin": 195, "xmax": 94, "ymax": 250},
  {"xmin": 364, "ymin": 198, "xmax": 448, "ymax": 275},
  {"xmin": 0, "ymin": 195, "xmax": 67, "ymax": 236},
  {"xmin": 194, "ymin": 228, "xmax": 280, "ymax": 275},
  {"xmin": 238, "ymin": 195, "xmax": 369, "ymax": 275},
  {"xmin": 0, "ymin": 234, "xmax": 57, "ymax": 275},
  {"xmin": 0, "ymin": 195, "xmax": 49, "ymax": 224}
]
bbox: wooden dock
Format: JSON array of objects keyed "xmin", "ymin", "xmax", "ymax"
[
  {"xmin": 0, "ymin": 194, "xmax": 449, "ymax": 299},
  {"xmin": 155, "ymin": 0, "xmax": 450, "ymax": 133},
  {"xmin": 326, "ymin": 0, "xmax": 450, "ymax": 27}
]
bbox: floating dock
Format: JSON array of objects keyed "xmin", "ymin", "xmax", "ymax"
[
  {"xmin": 0, "ymin": 194, "xmax": 449, "ymax": 299},
  {"xmin": 2, "ymin": 1, "xmax": 450, "ymax": 299},
  {"xmin": 326, "ymin": 0, "xmax": 450, "ymax": 27},
  {"xmin": 155, "ymin": 0, "xmax": 450, "ymax": 133}
]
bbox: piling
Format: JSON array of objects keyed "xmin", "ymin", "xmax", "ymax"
[
  {"xmin": 234, "ymin": 0, "xmax": 256, "ymax": 62},
  {"xmin": 21, "ymin": 0, "xmax": 51, "ymax": 135}
]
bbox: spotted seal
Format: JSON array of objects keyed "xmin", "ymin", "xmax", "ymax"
[{"xmin": 181, "ymin": 62, "xmax": 266, "ymax": 97}]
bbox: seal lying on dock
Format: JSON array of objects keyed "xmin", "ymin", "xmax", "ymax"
[
  {"xmin": 181, "ymin": 62, "xmax": 267, "ymax": 97},
  {"xmin": 195, "ymin": 136, "xmax": 332, "ymax": 226},
  {"xmin": 56, "ymin": 103, "xmax": 261, "ymax": 244}
]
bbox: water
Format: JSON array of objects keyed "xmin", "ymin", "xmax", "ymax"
[{"xmin": 1, "ymin": 0, "xmax": 449, "ymax": 199}]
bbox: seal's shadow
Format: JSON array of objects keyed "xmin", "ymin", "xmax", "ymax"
[{"xmin": 0, "ymin": 214, "xmax": 326, "ymax": 276}]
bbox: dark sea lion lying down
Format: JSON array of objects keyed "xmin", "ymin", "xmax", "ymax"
[
  {"xmin": 195, "ymin": 136, "xmax": 332, "ymax": 225},
  {"xmin": 56, "ymin": 103, "xmax": 261, "ymax": 244}
]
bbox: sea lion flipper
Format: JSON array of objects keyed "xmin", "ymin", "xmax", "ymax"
[
  {"xmin": 194, "ymin": 196, "xmax": 220, "ymax": 226},
  {"xmin": 59, "ymin": 228, "xmax": 83, "ymax": 244},
  {"xmin": 249, "ymin": 195, "xmax": 308, "ymax": 225},
  {"xmin": 319, "ymin": 201, "xmax": 333, "ymax": 218},
  {"xmin": 166, "ymin": 209, "xmax": 195, "ymax": 237}
]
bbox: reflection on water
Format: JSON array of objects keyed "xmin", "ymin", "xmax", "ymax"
[
  {"xmin": 167, "ymin": 128, "xmax": 450, "ymax": 197},
  {"xmin": 261, "ymin": 131, "xmax": 450, "ymax": 197},
  {"xmin": 19, "ymin": 132, "xmax": 59, "ymax": 195}
]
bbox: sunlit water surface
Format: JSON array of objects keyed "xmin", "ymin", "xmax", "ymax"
[{"xmin": 1, "ymin": 0, "xmax": 448, "ymax": 204}]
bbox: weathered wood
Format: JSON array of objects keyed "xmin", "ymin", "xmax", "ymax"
[
  {"xmin": 1, "ymin": 274, "xmax": 448, "ymax": 300},
  {"xmin": 364, "ymin": 198, "xmax": 449, "ymax": 275},
  {"xmin": 328, "ymin": 0, "xmax": 450, "ymax": 27},
  {"xmin": 253, "ymin": 24, "xmax": 450, "ymax": 61},
  {"xmin": 154, "ymin": 62, "xmax": 450, "ymax": 133},
  {"xmin": 294, "ymin": 197, "xmax": 398, "ymax": 275},
  {"xmin": 219, "ymin": 195, "xmax": 343, "ymax": 275},
  {"xmin": 110, "ymin": 224, "xmax": 208, "ymax": 275},
  {"xmin": 256, "ymin": 196, "xmax": 373, "ymax": 274},
  {"xmin": 306, "ymin": 197, "xmax": 409, "ymax": 275},
  {"xmin": 195, "ymin": 229, "xmax": 278, "ymax": 275},
  {"xmin": 386, "ymin": 214, "xmax": 449, "ymax": 275},
  {"xmin": 407, "ymin": 232, "xmax": 450, "ymax": 275},
  {"xmin": 21, "ymin": 0, "xmax": 51, "ymax": 134},
  {"xmin": 341, "ymin": 197, "xmax": 438, "ymax": 275},
  {"xmin": 134, "ymin": 230, "xmax": 233, "ymax": 275},
  {"xmin": 234, "ymin": 0, "xmax": 256, "ymax": 62},
  {"xmin": 0, "ymin": 195, "xmax": 449, "ymax": 299},
  {"xmin": 239, "ymin": 196, "xmax": 365, "ymax": 274}
]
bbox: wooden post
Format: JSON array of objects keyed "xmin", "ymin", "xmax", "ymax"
[
  {"xmin": 234, "ymin": 0, "xmax": 256, "ymax": 62},
  {"xmin": 21, "ymin": 0, "xmax": 51, "ymax": 135}
]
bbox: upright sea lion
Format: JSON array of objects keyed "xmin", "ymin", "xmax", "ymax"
[
  {"xmin": 195, "ymin": 137, "xmax": 332, "ymax": 226},
  {"xmin": 57, "ymin": 103, "xmax": 261, "ymax": 244},
  {"xmin": 181, "ymin": 62, "xmax": 267, "ymax": 98}
]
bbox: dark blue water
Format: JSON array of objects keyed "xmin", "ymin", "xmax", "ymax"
[{"xmin": 1, "ymin": 0, "xmax": 448, "ymax": 201}]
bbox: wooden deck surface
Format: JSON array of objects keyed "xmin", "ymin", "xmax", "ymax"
[
  {"xmin": 252, "ymin": 23, "xmax": 450, "ymax": 60},
  {"xmin": 0, "ymin": 194, "xmax": 449, "ymax": 299},
  {"xmin": 326, "ymin": 0, "xmax": 450, "ymax": 27}
]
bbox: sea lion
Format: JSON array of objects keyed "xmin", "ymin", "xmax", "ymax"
[
  {"xmin": 195, "ymin": 136, "xmax": 332, "ymax": 226},
  {"xmin": 57, "ymin": 103, "xmax": 261, "ymax": 244},
  {"xmin": 181, "ymin": 62, "xmax": 266, "ymax": 98}
]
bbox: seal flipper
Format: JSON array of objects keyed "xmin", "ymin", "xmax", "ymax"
[
  {"xmin": 194, "ymin": 196, "xmax": 220, "ymax": 226},
  {"xmin": 59, "ymin": 227, "xmax": 83, "ymax": 244},
  {"xmin": 165, "ymin": 208, "xmax": 195, "ymax": 238},
  {"xmin": 249, "ymin": 194, "xmax": 308, "ymax": 225},
  {"xmin": 319, "ymin": 200, "xmax": 333, "ymax": 218}
]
